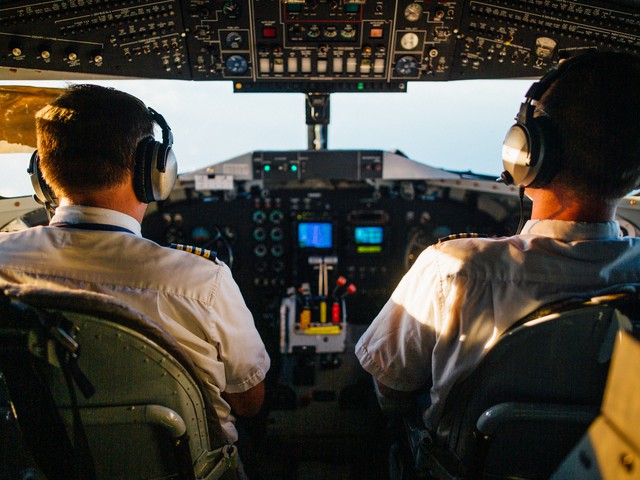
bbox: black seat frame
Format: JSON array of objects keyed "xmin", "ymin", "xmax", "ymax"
[{"xmin": 395, "ymin": 290, "xmax": 640, "ymax": 480}]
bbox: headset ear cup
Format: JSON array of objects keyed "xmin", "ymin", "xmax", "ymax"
[
  {"xmin": 152, "ymin": 146, "xmax": 178, "ymax": 201},
  {"xmin": 501, "ymin": 122, "xmax": 536, "ymax": 187},
  {"xmin": 134, "ymin": 136, "xmax": 177, "ymax": 203},
  {"xmin": 527, "ymin": 115, "xmax": 560, "ymax": 188},
  {"xmin": 134, "ymin": 136, "xmax": 155, "ymax": 203},
  {"xmin": 27, "ymin": 150, "xmax": 58, "ymax": 208},
  {"xmin": 501, "ymin": 113, "xmax": 559, "ymax": 188},
  {"xmin": 134, "ymin": 107, "xmax": 178, "ymax": 203}
]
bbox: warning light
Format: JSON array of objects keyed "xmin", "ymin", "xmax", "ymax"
[
  {"xmin": 369, "ymin": 27, "xmax": 384, "ymax": 39},
  {"xmin": 262, "ymin": 26, "xmax": 277, "ymax": 38}
]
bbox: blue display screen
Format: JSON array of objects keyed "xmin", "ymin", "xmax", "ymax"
[
  {"xmin": 298, "ymin": 222, "xmax": 333, "ymax": 248},
  {"xmin": 355, "ymin": 226, "xmax": 383, "ymax": 245}
]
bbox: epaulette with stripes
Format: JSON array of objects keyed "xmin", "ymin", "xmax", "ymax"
[
  {"xmin": 437, "ymin": 233, "xmax": 489, "ymax": 243},
  {"xmin": 169, "ymin": 243, "xmax": 218, "ymax": 262}
]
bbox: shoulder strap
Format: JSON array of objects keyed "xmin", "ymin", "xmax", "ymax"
[
  {"xmin": 170, "ymin": 243, "xmax": 218, "ymax": 262},
  {"xmin": 437, "ymin": 233, "xmax": 488, "ymax": 243}
]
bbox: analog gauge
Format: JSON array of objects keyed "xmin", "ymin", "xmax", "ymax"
[
  {"xmin": 400, "ymin": 32, "xmax": 420, "ymax": 51},
  {"xmin": 341, "ymin": 25, "xmax": 357, "ymax": 39},
  {"xmin": 404, "ymin": 3, "xmax": 423, "ymax": 22},
  {"xmin": 395, "ymin": 56, "xmax": 419, "ymax": 76},
  {"xmin": 307, "ymin": 25, "xmax": 321, "ymax": 39},
  {"xmin": 225, "ymin": 55, "xmax": 249, "ymax": 75},
  {"xmin": 535, "ymin": 36, "xmax": 557, "ymax": 59},
  {"xmin": 225, "ymin": 31, "xmax": 243, "ymax": 49},
  {"xmin": 222, "ymin": 1, "xmax": 240, "ymax": 17}
]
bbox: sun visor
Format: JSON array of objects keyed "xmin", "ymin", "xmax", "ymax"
[{"xmin": 0, "ymin": 86, "xmax": 63, "ymax": 152}]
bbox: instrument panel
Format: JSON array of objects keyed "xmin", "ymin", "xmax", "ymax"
[
  {"xmin": 0, "ymin": 0, "xmax": 638, "ymax": 91},
  {"xmin": 142, "ymin": 151, "xmax": 521, "ymax": 329}
]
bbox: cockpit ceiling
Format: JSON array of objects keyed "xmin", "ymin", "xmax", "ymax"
[{"xmin": 0, "ymin": 0, "xmax": 638, "ymax": 92}]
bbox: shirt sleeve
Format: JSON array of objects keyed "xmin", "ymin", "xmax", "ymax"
[
  {"xmin": 355, "ymin": 246, "xmax": 441, "ymax": 392},
  {"xmin": 209, "ymin": 263, "xmax": 271, "ymax": 394}
]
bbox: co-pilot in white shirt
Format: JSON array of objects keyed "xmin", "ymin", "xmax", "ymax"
[
  {"xmin": 0, "ymin": 205, "xmax": 270, "ymax": 442},
  {"xmin": 356, "ymin": 219, "xmax": 640, "ymax": 430}
]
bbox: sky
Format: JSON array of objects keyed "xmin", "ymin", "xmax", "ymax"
[{"xmin": 0, "ymin": 77, "xmax": 532, "ymax": 197}]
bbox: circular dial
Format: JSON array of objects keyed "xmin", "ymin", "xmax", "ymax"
[
  {"xmin": 225, "ymin": 31, "xmax": 243, "ymax": 49},
  {"xmin": 222, "ymin": 1, "xmax": 240, "ymax": 16},
  {"xmin": 404, "ymin": 3, "xmax": 423, "ymax": 22},
  {"xmin": 535, "ymin": 36, "xmax": 558, "ymax": 59},
  {"xmin": 395, "ymin": 56, "xmax": 419, "ymax": 76},
  {"xmin": 400, "ymin": 32, "xmax": 420, "ymax": 50},
  {"xmin": 225, "ymin": 55, "xmax": 249, "ymax": 75}
]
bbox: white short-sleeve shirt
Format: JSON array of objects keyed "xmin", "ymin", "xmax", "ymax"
[
  {"xmin": 356, "ymin": 219, "xmax": 640, "ymax": 430},
  {"xmin": 0, "ymin": 205, "xmax": 270, "ymax": 442}
]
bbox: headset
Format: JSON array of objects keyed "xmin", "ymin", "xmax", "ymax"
[
  {"xmin": 27, "ymin": 149, "xmax": 56, "ymax": 210},
  {"xmin": 133, "ymin": 107, "xmax": 178, "ymax": 204},
  {"xmin": 500, "ymin": 53, "xmax": 595, "ymax": 188},
  {"xmin": 28, "ymin": 106, "xmax": 178, "ymax": 210}
]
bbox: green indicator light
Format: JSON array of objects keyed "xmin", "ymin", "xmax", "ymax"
[
  {"xmin": 264, "ymin": 164, "xmax": 271, "ymax": 172},
  {"xmin": 357, "ymin": 82, "xmax": 365, "ymax": 91},
  {"xmin": 357, "ymin": 245, "xmax": 382, "ymax": 254},
  {"xmin": 291, "ymin": 164, "xmax": 298, "ymax": 172}
]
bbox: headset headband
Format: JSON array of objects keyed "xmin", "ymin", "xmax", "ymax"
[{"xmin": 148, "ymin": 107, "xmax": 173, "ymax": 147}]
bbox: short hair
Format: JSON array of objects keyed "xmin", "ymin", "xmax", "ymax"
[
  {"xmin": 538, "ymin": 51, "xmax": 640, "ymax": 200},
  {"xmin": 35, "ymin": 84, "xmax": 154, "ymax": 197}
]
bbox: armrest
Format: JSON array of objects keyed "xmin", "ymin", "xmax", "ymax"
[{"xmin": 476, "ymin": 402, "xmax": 599, "ymax": 437}]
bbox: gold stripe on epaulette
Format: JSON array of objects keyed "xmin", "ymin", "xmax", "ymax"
[
  {"xmin": 169, "ymin": 243, "xmax": 217, "ymax": 261},
  {"xmin": 437, "ymin": 233, "xmax": 489, "ymax": 243}
]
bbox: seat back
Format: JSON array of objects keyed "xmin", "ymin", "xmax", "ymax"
[
  {"xmin": 428, "ymin": 291, "xmax": 639, "ymax": 479},
  {"xmin": 0, "ymin": 283, "xmax": 237, "ymax": 480}
]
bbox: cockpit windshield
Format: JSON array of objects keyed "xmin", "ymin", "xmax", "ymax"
[{"xmin": 0, "ymin": 78, "xmax": 530, "ymax": 197}]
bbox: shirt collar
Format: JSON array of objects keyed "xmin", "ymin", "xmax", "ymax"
[
  {"xmin": 521, "ymin": 219, "xmax": 622, "ymax": 241},
  {"xmin": 50, "ymin": 205, "xmax": 142, "ymax": 237}
]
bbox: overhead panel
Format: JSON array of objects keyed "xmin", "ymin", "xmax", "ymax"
[{"xmin": 0, "ymin": 0, "xmax": 638, "ymax": 91}]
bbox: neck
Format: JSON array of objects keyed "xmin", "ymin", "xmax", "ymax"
[
  {"xmin": 527, "ymin": 186, "xmax": 617, "ymax": 223},
  {"xmin": 59, "ymin": 181, "xmax": 147, "ymax": 224}
]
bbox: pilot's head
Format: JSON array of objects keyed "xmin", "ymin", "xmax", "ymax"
[
  {"xmin": 502, "ymin": 51, "xmax": 640, "ymax": 202},
  {"xmin": 34, "ymin": 84, "xmax": 177, "ymax": 206}
]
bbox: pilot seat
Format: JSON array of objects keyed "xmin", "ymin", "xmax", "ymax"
[
  {"xmin": 388, "ymin": 288, "xmax": 640, "ymax": 480},
  {"xmin": 0, "ymin": 282, "xmax": 241, "ymax": 480}
]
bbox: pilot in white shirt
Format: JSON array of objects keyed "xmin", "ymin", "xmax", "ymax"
[
  {"xmin": 357, "ymin": 219, "xmax": 640, "ymax": 429},
  {"xmin": 356, "ymin": 51, "xmax": 640, "ymax": 429},
  {"xmin": 0, "ymin": 205, "xmax": 270, "ymax": 442},
  {"xmin": 0, "ymin": 83, "xmax": 270, "ymax": 443}
]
